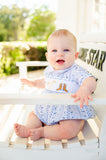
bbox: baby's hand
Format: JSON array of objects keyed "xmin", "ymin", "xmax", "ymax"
[
  {"xmin": 71, "ymin": 86, "xmax": 93, "ymax": 108},
  {"xmin": 21, "ymin": 79, "xmax": 34, "ymax": 87}
]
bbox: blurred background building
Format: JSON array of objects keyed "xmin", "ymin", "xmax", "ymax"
[{"xmin": 56, "ymin": 0, "xmax": 106, "ymax": 37}]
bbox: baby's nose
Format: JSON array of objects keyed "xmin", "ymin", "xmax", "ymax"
[{"xmin": 57, "ymin": 52, "xmax": 64, "ymax": 56}]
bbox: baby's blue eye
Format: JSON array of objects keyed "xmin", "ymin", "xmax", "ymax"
[
  {"xmin": 52, "ymin": 49, "xmax": 57, "ymax": 52},
  {"xmin": 63, "ymin": 49, "xmax": 70, "ymax": 52}
]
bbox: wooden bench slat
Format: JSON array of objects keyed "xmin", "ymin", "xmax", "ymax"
[
  {"xmin": 61, "ymin": 139, "xmax": 68, "ymax": 149},
  {"xmin": 44, "ymin": 138, "xmax": 50, "ymax": 150},
  {"xmin": 9, "ymin": 108, "xmax": 27, "ymax": 147},
  {"xmin": 0, "ymin": 95, "xmax": 103, "ymax": 150},
  {"xmin": 82, "ymin": 121, "xmax": 98, "ymax": 145},
  {"xmin": 77, "ymin": 131, "xmax": 85, "ymax": 145},
  {"xmin": 26, "ymin": 137, "xmax": 33, "ymax": 149},
  {"xmin": 0, "ymin": 105, "xmax": 14, "ymax": 132},
  {"xmin": 11, "ymin": 105, "xmax": 34, "ymax": 148},
  {"xmin": 0, "ymin": 105, "xmax": 24, "ymax": 145},
  {"xmin": 32, "ymin": 138, "xmax": 45, "ymax": 150},
  {"xmin": 87, "ymin": 116, "xmax": 101, "ymax": 138}
]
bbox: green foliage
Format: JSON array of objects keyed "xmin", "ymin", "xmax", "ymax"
[
  {"xmin": 24, "ymin": 45, "xmax": 47, "ymax": 61},
  {"xmin": 27, "ymin": 5, "xmax": 56, "ymax": 41},
  {"xmin": 0, "ymin": 23, "xmax": 7, "ymax": 41},
  {"xmin": 0, "ymin": 42, "xmax": 47, "ymax": 77},
  {"xmin": 0, "ymin": 5, "xmax": 29, "ymax": 41},
  {"xmin": 0, "ymin": 45, "xmax": 25, "ymax": 77},
  {"xmin": 24, "ymin": 45, "xmax": 47, "ymax": 71},
  {"xmin": 0, "ymin": 5, "xmax": 56, "ymax": 41}
]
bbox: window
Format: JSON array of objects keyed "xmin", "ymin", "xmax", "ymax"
[{"xmin": 92, "ymin": 0, "xmax": 106, "ymax": 31}]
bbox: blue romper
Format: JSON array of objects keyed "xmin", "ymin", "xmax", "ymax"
[{"xmin": 34, "ymin": 63, "xmax": 95, "ymax": 125}]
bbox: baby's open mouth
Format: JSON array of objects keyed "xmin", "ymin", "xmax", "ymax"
[{"xmin": 56, "ymin": 59, "xmax": 65, "ymax": 65}]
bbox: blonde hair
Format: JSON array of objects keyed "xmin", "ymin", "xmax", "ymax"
[{"xmin": 47, "ymin": 29, "xmax": 77, "ymax": 51}]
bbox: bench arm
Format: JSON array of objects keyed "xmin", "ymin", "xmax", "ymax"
[
  {"xmin": 0, "ymin": 93, "xmax": 106, "ymax": 105},
  {"xmin": 99, "ymin": 116, "xmax": 106, "ymax": 159},
  {"xmin": 16, "ymin": 61, "xmax": 48, "ymax": 78}
]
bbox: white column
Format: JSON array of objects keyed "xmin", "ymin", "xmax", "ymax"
[
  {"xmin": 56, "ymin": 0, "xmax": 94, "ymax": 36},
  {"xmin": 56, "ymin": 0, "xmax": 78, "ymax": 36},
  {"xmin": 77, "ymin": 0, "xmax": 93, "ymax": 33}
]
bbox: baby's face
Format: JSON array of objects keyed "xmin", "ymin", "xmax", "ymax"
[{"xmin": 46, "ymin": 35, "xmax": 78, "ymax": 70}]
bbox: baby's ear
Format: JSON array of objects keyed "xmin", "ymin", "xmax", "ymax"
[
  {"xmin": 45, "ymin": 52, "xmax": 48, "ymax": 60},
  {"xmin": 75, "ymin": 52, "xmax": 79, "ymax": 59}
]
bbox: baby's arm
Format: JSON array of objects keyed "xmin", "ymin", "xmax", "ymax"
[
  {"xmin": 71, "ymin": 77, "xmax": 97, "ymax": 108},
  {"xmin": 21, "ymin": 78, "xmax": 45, "ymax": 88}
]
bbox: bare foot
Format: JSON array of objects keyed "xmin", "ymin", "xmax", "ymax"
[
  {"xmin": 30, "ymin": 127, "xmax": 44, "ymax": 141},
  {"xmin": 14, "ymin": 123, "xmax": 30, "ymax": 138}
]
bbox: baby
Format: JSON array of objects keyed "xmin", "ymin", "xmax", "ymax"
[{"xmin": 14, "ymin": 29, "xmax": 97, "ymax": 141}]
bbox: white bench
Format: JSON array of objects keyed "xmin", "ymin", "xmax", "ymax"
[
  {"xmin": 16, "ymin": 61, "xmax": 49, "ymax": 78},
  {"xmin": 0, "ymin": 32, "xmax": 106, "ymax": 160}
]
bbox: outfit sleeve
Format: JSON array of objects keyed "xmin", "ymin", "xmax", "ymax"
[
  {"xmin": 78, "ymin": 68, "xmax": 93, "ymax": 85},
  {"xmin": 72, "ymin": 65, "xmax": 93, "ymax": 86}
]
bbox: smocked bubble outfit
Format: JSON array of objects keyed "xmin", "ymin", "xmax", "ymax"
[{"xmin": 34, "ymin": 63, "xmax": 95, "ymax": 125}]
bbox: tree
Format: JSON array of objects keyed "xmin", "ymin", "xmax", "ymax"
[
  {"xmin": 0, "ymin": 5, "xmax": 29, "ymax": 41},
  {"xmin": 0, "ymin": 22, "xmax": 7, "ymax": 41},
  {"xmin": 27, "ymin": 5, "xmax": 56, "ymax": 41}
]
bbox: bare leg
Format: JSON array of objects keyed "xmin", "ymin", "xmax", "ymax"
[
  {"xmin": 30, "ymin": 119, "xmax": 85, "ymax": 141},
  {"xmin": 14, "ymin": 111, "xmax": 42, "ymax": 138}
]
